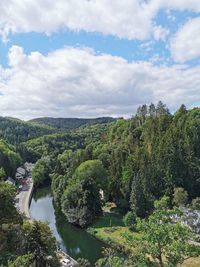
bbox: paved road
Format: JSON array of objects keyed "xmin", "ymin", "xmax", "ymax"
[{"xmin": 15, "ymin": 178, "xmax": 33, "ymax": 220}]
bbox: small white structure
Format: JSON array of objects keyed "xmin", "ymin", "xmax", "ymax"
[{"xmin": 100, "ymin": 189, "xmax": 104, "ymax": 200}]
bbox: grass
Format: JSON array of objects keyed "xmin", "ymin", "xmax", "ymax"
[
  {"xmin": 90, "ymin": 212, "xmax": 138, "ymax": 254},
  {"xmin": 93, "ymin": 212, "xmax": 124, "ymax": 228},
  {"xmin": 182, "ymin": 257, "xmax": 200, "ymax": 267}
]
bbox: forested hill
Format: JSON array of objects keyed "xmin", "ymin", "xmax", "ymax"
[
  {"xmin": 0, "ymin": 116, "xmax": 116, "ymax": 145},
  {"xmin": 0, "ymin": 116, "xmax": 55, "ymax": 145},
  {"xmin": 29, "ymin": 116, "xmax": 117, "ymax": 129}
]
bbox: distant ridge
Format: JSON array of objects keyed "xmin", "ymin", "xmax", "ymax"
[{"xmin": 29, "ymin": 117, "xmax": 117, "ymax": 130}]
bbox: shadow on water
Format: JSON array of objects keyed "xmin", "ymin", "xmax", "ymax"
[{"xmin": 30, "ymin": 186, "xmax": 106, "ymax": 264}]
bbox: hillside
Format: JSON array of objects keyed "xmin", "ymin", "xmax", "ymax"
[
  {"xmin": 29, "ymin": 117, "xmax": 117, "ymax": 130},
  {"xmin": 0, "ymin": 116, "xmax": 55, "ymax": 145}
]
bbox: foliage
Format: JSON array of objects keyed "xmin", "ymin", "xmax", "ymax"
[
  {"xmin": 77, "ymin": 258, "xmax": 91, "ymax": 267},
  {"xmin": 0, "ymin": 167, "xmax": 6, "ymax": 180},
  {"xmin": 61, "ymin": 160, "xmax": 107, "ymax": 227},
  {"xmin": 23, "ymin": 221, "xmax": 58, "ymax": 267},
  {"xmin": 192, "ymin": 197, "xmax": 200, "ymax": 210},
  {"xmin": 123, "ymin": 211, "xmax": 137, "ymax": 230},
  {"xmin": 173, "ymin": 187, "xmax": 188, "ymax": 207},
  {"xmin": 126, "ymin": 196, "xmax": 200, "ymax": 267},
  {"xmin": 0, "ymin": 182, "xmax": 18, "ymax": 222},
  {"xmin": 95, "ymin": 248, "xmax": 132, "ymax": 267},
  {"xmin": 0, "ymin": 116, "xmax": 55, "ymax": 145},
  {"xmin": 30, "ymin": 117, "xmax": 116, "ymax": 130},
  {"xmin": 22, "ymin": 132, "xmax": 85, "ymax": 161},
  {"xmin": 32, "ymin": 157, "xmax": 52, "ymax": 186},
  {"xmin": 7, "ymin": 254, "xmax": 33, "ymax": 267},
  {"xmin": 0, "ymin": 139, "xmax": 21, "ymax": 177}
]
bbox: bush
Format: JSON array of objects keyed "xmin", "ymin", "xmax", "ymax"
[
  {"xmin": 123, "ymin": 211, "xmax": 137, "ymax": 230},
  {"xmin": 192, "ymin": 197, "xmax": 200, "ymax": 210},
  {"xmin": 173, "ymin": 187, "xmax": 188, "ymax": 207}
]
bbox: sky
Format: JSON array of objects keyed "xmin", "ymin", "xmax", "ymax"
[{"xmin": 0, "ymin": 0, "xmax": 200, "ymax": 119}]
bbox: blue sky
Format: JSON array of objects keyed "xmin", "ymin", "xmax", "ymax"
[{"xmin": 0, "ymin": 0, "xmax": 200, "ymax": 119}]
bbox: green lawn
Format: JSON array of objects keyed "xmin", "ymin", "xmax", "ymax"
[{"xmin": 93, "ymin": 212, "xmax": 124, "ymax": 228}]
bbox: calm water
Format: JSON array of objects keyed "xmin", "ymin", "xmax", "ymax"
[{"xmin": 30, "ymin": 187, "xmax": 105, "ymax": 264}]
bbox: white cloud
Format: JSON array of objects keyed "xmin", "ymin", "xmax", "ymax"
[
  {"xmin": 0, "ymin": 46, "xmax": 200, "ymax": 119},
  {"xmin": 151, "ymin": 0, "xmax": 200, "ymax": 12},
  {"xmin": 0, "ymin": 0, "xmax": 200, "ymax": 41},
  {"xmin": 170, "ymin": 17, "xmax": 200, "ymax": 62},
  {"xmin": 153, "ymin": 25, "xmax": 169, "ymax": 41},
  {"xmin": 0, "ymin": 0, "xmax": 155, "ymax": 41}
]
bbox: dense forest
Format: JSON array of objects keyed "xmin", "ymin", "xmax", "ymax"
[
  {"xmin": 31, "ymin": 102, "xmax": 200, "ymax": 225},
  {"xmin": 0, "ymin": 117, "xmax": 55, "ymax": 145},
  {"xmin": 1, "ymin": 102, "xmax": 200, "ymax": 266},
  {"xmin": 30, "ymin": 117, "xmax": 116, "ymax": 130}
]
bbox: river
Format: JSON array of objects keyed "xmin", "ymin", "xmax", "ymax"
[{"xmin": 30, "ymin": 186, "xmax": 105, "ymax": 265}]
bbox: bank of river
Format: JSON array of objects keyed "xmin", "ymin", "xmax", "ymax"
[{"xmin": 30, "ymin": 186, "xmax": 106, "ymax": 265}]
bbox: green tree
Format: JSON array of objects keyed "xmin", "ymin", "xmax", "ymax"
[
  {"xmin": 191, "ymin": 197, "xmax": 200, "ymax": 210},
  {"xmin": 24, "ymin": 221, "xmax": 58, "ymax": 267},
  {"xmin": 0, "ymin": 167, "xmax": 6, "ymax": 180},
  {"xmin": 61, "ymin": 160, "xmax": 107, "ymax": 227},
  {"xmin": 126, "ymin": 196, "xmax": 200, "ymax": 267},
  {"xmin": 0, "ymin": 182, "xmax": 18, "ymax": 222},
  {"xmin": 173, "ymin": 187, "xmax": 188, "ymax": 207},
  {"xmin": 7, "ymin": 254, "xmax": 33, "ymax": 267},
  {"xmin": 32, "ymin": 157, "xmax": 51, "ymax": 186},
  {"xmin": 77, "ymin": 258, "xmax": 91, "ymax": 267},
  {"xmin": 123, "ymin": 211, "xmax": 137, "ymax": 230},
  {"xmin": 95, "ymin": 248, "xmax": 125, "ymax": 267}
]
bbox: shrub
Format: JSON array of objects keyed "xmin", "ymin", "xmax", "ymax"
[{"xmin": 123, "ymin": 211, "xmax": 137, "ymax": 230}]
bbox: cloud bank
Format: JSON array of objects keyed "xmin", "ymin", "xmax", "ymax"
[
  {"xmin": 170, "ymin": 17, "xmax": 200, "ymax": 62},
  {"xmin": 0, "ymin": 0, "xmax": 200, "ymax": 41},
  {"xmin": 0, "ymin": 46, "xmax": 199, "ymax": 119}
]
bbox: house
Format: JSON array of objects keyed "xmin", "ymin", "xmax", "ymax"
[
  {"xmin": 5, "ymin": 177, "xmax": 16, "ymax": 185},
  {"xmin": 16, "ymin": 167, "xmax": 26, "ymax": 180},
  {"xmin": 15, "ymin": 173, "xmax": 23, "ymax": 180},
  {"xmin": 16, "ymin": 167, "xmax": 26, "ymax": 176}
]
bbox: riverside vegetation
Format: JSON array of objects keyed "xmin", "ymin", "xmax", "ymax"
[{"xmin": 0, "ymin": 103, "xmax": 200, "ymax": 266}]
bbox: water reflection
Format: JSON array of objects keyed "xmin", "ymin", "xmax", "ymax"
[{"xmin": 30, "ymin": 187, "xmax": 105, "ymax": 264}]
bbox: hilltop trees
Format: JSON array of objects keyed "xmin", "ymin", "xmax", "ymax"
[{"xmin": 43, "ymin": 103, "xmax": 200, "ymax": 226}]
